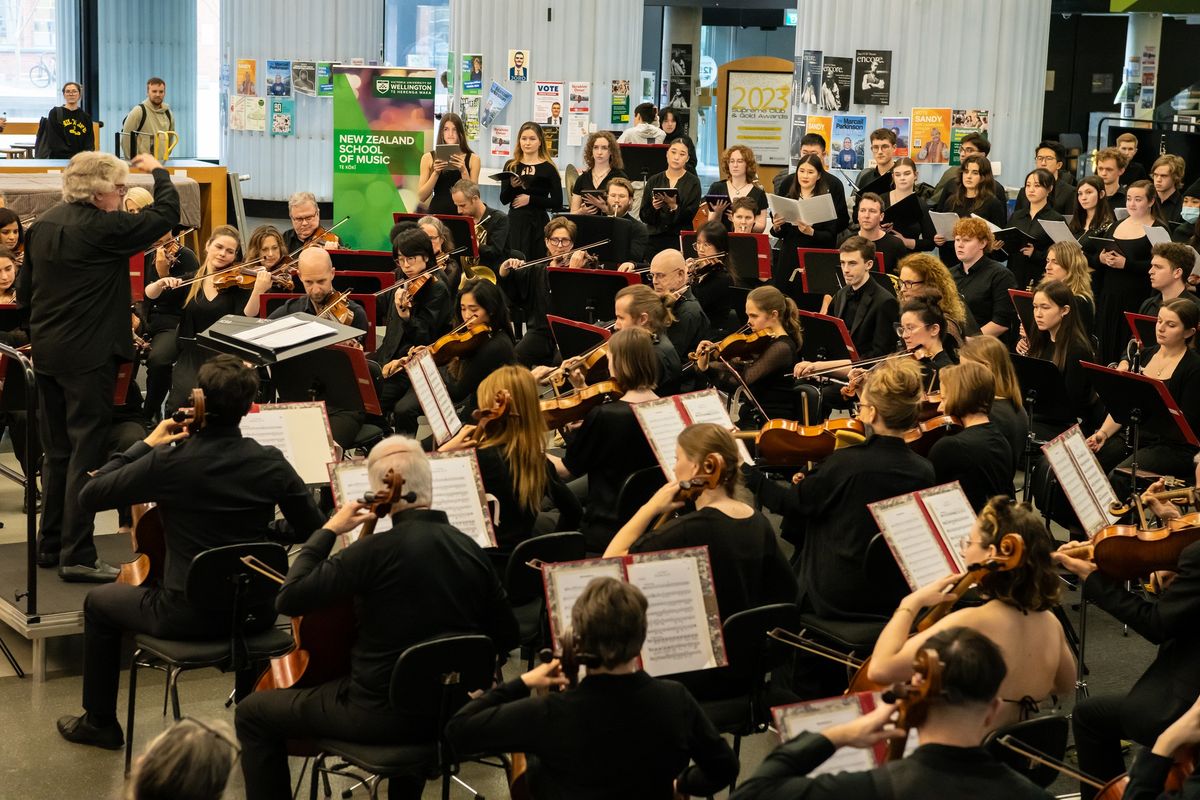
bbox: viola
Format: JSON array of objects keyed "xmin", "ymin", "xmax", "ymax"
[
  {"xmin": 1059, "ymin": 514, "xmax": 1200, "ymax": 581},
  {"xmin": 652, "ymin": 464, "xmax": 724, "ymax": 530},
  {"xmin": 451, "ymin": 389, "xmax": 516, "ymax": 449},
  {"xmin": 902, "ymin": 414, "xmax": 963, "ymax": 457},
  {"xmin": 917, "ymin": 392, "xmax": 945, "ymax": 422},
  {"xmin": 882, "ymin": 648, "xmax": 943, "ymax": 761},
  {"xmin": 686, "ymin": 251, "xmax": 727, "ymax": 280},
  {"xmin": 736, "ymin": 417, "xmax": 867, "ymax": 466},
  {"xmin": 540, "ymin": 380, "xmax": 621, "ymax": 429},
  {"xmin": 315, "ymin": 290, "xmax": 356, "ymax": 326},
  {"xmin": 427, "ymin": 322, "xmax": 491, "ymax": 366},
  {"xmin": 690, "ymin": 327, "xmax": 782, "ymax": 365}
]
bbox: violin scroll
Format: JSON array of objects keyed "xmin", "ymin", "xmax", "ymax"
[
  {"xmin": 170, "ymin": 388, "xmax": 206, "ymax": 435},
  {"xmin": 883, "ymin": 648, "xmax": 944, "ymax": 760}
]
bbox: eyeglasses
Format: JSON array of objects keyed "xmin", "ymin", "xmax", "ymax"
[
  {"xmin": 898, "ymin": 279, "xmax": 925, "ymax": 290},
  {"xmin": 395, "ymin": 255, "xmax": 425, "ymax": 266},
  {"xmin": 1034, "ymin": 154, "xmax": 1058, "ymax": 164},
  {"xmin": 956, "ymin": 535, "xmax": 984, "ymax": 553},
  {"xmin": 547, "ymin": 237, "xmax": 573, "ymax": 247},
  {"xmin": 290, "ymin": 213, "xmax": 318, "ymax": 224},
  {"xmin": 894, "ymin": 322, "xmax": 930, "ymax": 336},
  {"xmin": 115, "ymin": 184, "xmax": 128, "ymax": 196}
]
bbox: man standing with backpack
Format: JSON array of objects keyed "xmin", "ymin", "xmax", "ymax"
[{"xmin": 120, "ymin": 77, "xmax": 174, "ymax": 158}]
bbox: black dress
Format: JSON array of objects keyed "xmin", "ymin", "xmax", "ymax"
[
  {"xmin": 475, "ymin": 446, "xmax": 581, "ymax": 551},
  {"xmin": 426, "ymin": 149, "xmax": 470, "ymax": 215},
  {"xmin": 1006, "ymin": 205, "xmax": 1065, "ymax": 291},
  {"xmin": 771, "ymin": 175, "xmax": 850, "ymax": 289},
  {"xmin": 571, "ymin": 168, "xmax": 627, "ymax": 205},
  {"xmin": 500, "ymin": 161, "xmax": 563, "ymax": 262},
  {"xmin": 640, "ymin": 170, "xmax": 702, "ymax": 256},
  {"xmin": 705, "ymin": 180, "xmax": 769, "ymax": 230},
  {"xmin": 1095, "ymin": 227, "xmax": 1164, "ymax": 364},
  {"xmin": 165, "ymin": 284, "xmax": 253, "ymax": 413},
  {"xmin": 706, "ymin": 337, "xmax": 799, "ymax": 427}
]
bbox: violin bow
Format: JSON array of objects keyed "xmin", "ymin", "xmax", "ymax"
[
  {"xmin": 239, "ymin": 555, "xmax": 286, "ymax": 585},
  {"xmin": 508, "ymin": 239, "xmax": 611, "ymax": 270},
  {"xmin": 285, "ymin": 215, "xmax": 351, "ymax": 260},
  {"xmin": 171, "ymin": 256, "xmax": 268, "ymax": 289}
]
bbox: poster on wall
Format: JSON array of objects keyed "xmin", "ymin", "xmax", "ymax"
[
  {"xmin": 805, "ymin": 114, "xmax": 833, "ymax": 166},
  {"xmin": 229, "ymin": 95, "xmax": 265, "ymax": 131},
  {"xmin": 508, "ymin": 49, "xmax": 529, "ymax": 82},
  {"xmin": 949, "ymin": 108, "xmax": 990, "ymax": 165},
  {"xmin": 611, "ymin": 79, "xmax": 631, "ymax": 124},
  {"xmin": 236, "ymin": 59, "xmax": 257, "ymax": 96},
  {"xmin": 543, "ymin": 124, "xmax": 560, "ymax": 157},
  {"xmin": 490, "ymin": 124, "xmax": 511, "ymax": 158},
  {"xmin": 789, "ymin": 113, "xmax": 806, "ymax": 169},
  {"xmin": 292, "ymin": 61, "xmax": 316, "ymax": 96},
  {"xmin": 534, "ymin": 82, "xmax": 565, "ymax": 125},
  {"xmin": 799, "ymin": 50, "xmax": 822, "ymax": 105},
  {"xmin": 266, "ymin": 60, "xmax": 292, "ymax": 96},
  {"xmin": 667, "ymin": 43, "xmax": 693, "ymax": 125},
  {"xmin": 641, "ymin": 71, "xmax": 655, "ymax": 103},
  {"xmin": 332, "ymin": 66, "xmax": 436, "ymax": 250},
  {"xmin": 317, "ymin": 62, "xmax": 334, "ymax": 97},
  {"xmin": 911, "ymin": 107, "xmax": 951, "ymax": 165},
  {"xmin": 480, "ymin": 81, "xmax": 513, "ymax": 127},
  {"xmin": 461, "ymin": 54, "xmax": 483, "ymax": 96},
  {"xmin": 831, "ymin": 114, "xmax": 867, "ymax": 170},
  {"xmin": 568, "ymin": 81, "xmax": 590, "ymax": 146},
  {"xmin": 725, "ymin": 71, "xmax": 792, "ymax": 167},
  {"xmin": 853, "ymin": 50, "xmax": 891, "ymax": 105},
  {"xmin": 819, "ymin": 56, "xmax": 851, "ymax": 112},
  {"xmin": 881, "ymin": 116, "xmax": 910, "ymax": 158},
  {"xmin": 270, "ymin": 98, "xmax": 295, "ymax": 136},
  {"xmin": 461, "ymin": 96, "xmax": 481, "ymax": 140}
]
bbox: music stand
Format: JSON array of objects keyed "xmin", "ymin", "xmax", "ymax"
[
  {"xmin": 392, "ymin": 212, "xmax": 479, "ymax": 260},
  {"xmin": 1124, "ymin": 312, "xmax": 1156, "ymax": 349},
  {"xmin": 129, "ymin": 253, "xmax": 145, "ymax": 302},
  {"xmin": 796, "ymin": 311, "xmax": 859, "ymax": 362},
  {"xmin": 619, "ymin": 143, "xmax": 669, "ymax": 182},
  {"xmin": 797, "ymin": 249, "xmax": 844, "ymax": 295},
  {"xmin": 547, "ymin": 267, "xmax": 638, "ymax": 325},
  {"xmin": 200, "ymin": 312, "xmax": 364, "ymax": 366},
  {"xmin": 270, "ymin": 342, "xmax": 382, "ymax": 416},
  {"xmin": 329, "ymin": 249, "xmax": 394, "ymax": 273},
  {"xmin": 564, "ymin": 214, "xmax": 632, "ymax": 265},
  {"xmin": 1011, "ymin": 353, "xmax": 1076, "ymax": 501},
  {"xmin": 548, "ymin": 316, "xmax": 610, "ymax": 360},
  {"xmin": 680, "ymin": 231, "xmax": 770, "ymax": 284},
  {"xmin": 1008, "ymin": 289, "xmax": 1035, "ymax": 340}
]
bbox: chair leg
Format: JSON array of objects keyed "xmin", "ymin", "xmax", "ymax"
[
  {"xmin": 161, "ymin": 669, "xmax": 170, "ymax": 717},
  {"xmin": 124, "ymin": 650, "xmax": 143, "ymax": 775},
  {"xmin": 168, "ymin": 667, "xmax": 183, "ymax": 721}
]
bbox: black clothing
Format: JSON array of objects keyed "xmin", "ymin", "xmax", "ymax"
[
  {"xmin": 1014, "ymin": 177, "xmax": 1077, "ymax": 216},
  {"xmin": 652, "ymin": 333, "xmax": 683, "ymax": 396},
  {"xmin": 144, "ymin": 246, "xmax": 200, "ymax": 333},
  {"xmin": 500, "ymin": 263, "xmax": 555, "ymax": 367},
  {"xmin": 666, "ymin": 288, "xmax": 709, "ymax": 362},
  {"xmin": 928, "ymin": 422, "xmax": 1015, "ymax": 511},
  {"xmin": 475, "ymin": 206, "xmax": 511, "ymax": 270},
  {"xmin": 282, "ymin": 228, "xmax": 318, "ymax": 255},
  {"xmin": 630, "ymin": 507, "xmax": 798, "ymax": 620},
  {"xmin": 372, "ymin": 275, "xmax": 452, "ymax": 363},
  {"xmin": 665, "ymin": 131, "xmax": 699, "ymax": 173},
  {"xmin": 1120, "ymin": 160, "xmax": 1149, "ymax": 186},
  {"xmin": 1027, "ymin": 338, "xmax": 1098, "ymax": 434},
  {"xmin": 1125, "ymin": 750, "xmax": 1200, "ymax": 800},
  {"xmin": 563, "ymin": 400, "xmax": 658, "ymax": 552},
  {"xmin": 860, "ymin": 231, "xmax": 909, "ymax": 275},
  {"xmin": 446, "ymin": 672, "xmax": 739, "ymax": 800},
  {"xmin": 571, "ymin": 168, "xmax": 627, "ymax": 202},
  {"xmin": 1137, "ymin": 289, "xmax": 1200, "ymax": 320},
  {"xmin": 732, "ymin": 732, "xmax": 1051, "ymax": 800},
  {"xmin": 934, "ymin": 193, "xmax": 1008, "ymax": 266},
  {"xmin": 746, "ymin": 434, "xmax": 936, "ymax": 619},
  {"xmin": 990, "ymin": 397, "xmax": 1029, "ymax": 474},
  {"xmin": 772, "ymin": 176, "xmax": 851, "ymax": 288},
  {"xmin": 616, "ymin": 211, "xmax": 650, "ymax": 263},
  {"xmin": 268, "ymin": 293, "xmax": 369, "ymax": 336},
  {"xmin": 706, "ymin": 180, "xmax": 769, "ymax": 231},
  {"xmin": 39, "ymin": 105, "xmax": 95, "ymax": 159},
  {"xmin": 165, "ymin": 285, "xmax": 254, "ymax": 414},
  {"xmin": 426, "ymin": 148, "xmax": 469, "ymax": 214},
  {"xmin": 500, "ymin": 161, "xmax": 562, "ymax": 262},
  {"xmin": 640, "ymin": 171, "xmax": 702, "ymax": 256},
  {"xmin": 475, "ymin": 446, "xmax": 581, "ymax": 551},
  {"xmin": 1094, "ymin": 227, "xmax": 1167, "ymax": 362},
  {"xmin": 950, "ymin": 257, "xmax": 1018, "ymax": 334},
  {"xmin": 828, "ymin": 278, "xmax": 900, "ymax": 360},
  {"xmin": 1007, "ymin": 205, "xmax": 1065, "ymax": 290},
  {"xmin": 1159, "ymin": 191, "xmax": 1183, "ymax": 226},
  {"xmin": 692, "ymin": 270, "xmax": 734, "ymax": 336},
  {"xmin": 707, "ymin": 337, "xmax": 798, "ymax": 424},
  {"xmin": 881, "ymin": 192, "xmax": 936, "ymax": 253}
]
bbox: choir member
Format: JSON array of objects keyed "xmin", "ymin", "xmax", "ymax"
[
  {"xmin": 417, "ymin": 112, "xmax": 480, "ymax": 215},
  {"xmin": 500, "ymin": 122, "xmax": 562, "ymax": 262}
]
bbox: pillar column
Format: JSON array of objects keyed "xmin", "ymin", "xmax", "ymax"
[{"xmin": 1119, "ymin": 12, "xmax": 1162, "ymax": 121}]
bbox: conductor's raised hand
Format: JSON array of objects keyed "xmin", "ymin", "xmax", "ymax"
[{"xmin": 130, "ymin": 153, "xmax": 164, "ymax": 173}]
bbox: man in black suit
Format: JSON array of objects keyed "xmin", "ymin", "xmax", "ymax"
[
  {"xmin": 16, "ymin": 151, "xmax": 179, "ymax": 582},
  {"xmin": 1054, "ymin": 481, "xmax": 1200, "ymax": 800},
  {"xmin": 793, "ymin": 236, "xmax": 899, "ymax": 418}
]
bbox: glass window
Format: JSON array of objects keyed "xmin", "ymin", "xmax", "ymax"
[
  {"xmin": 383, "ymin": 0, "xmax": 450, "ymax": 113},
  {"xmin": 195, "ymin": 0, "xmax": 220, "ymax": 158},
  {"xmin": 0, "ymin": 0, "xmax": 76, "ymax": 119}
]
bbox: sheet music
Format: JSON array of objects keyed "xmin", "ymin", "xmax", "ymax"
[
  {"xmin": 870, "ymin": 494, "xmax": 957, "ymax": 590},
  {"xmin": 772, "ymin": 695, "xmax": 878, "ymax": 775},
  {"xmin": 970, "ymin": 213, "xmax": 1002, "ymax": 233},
  {"xmin": 677, "ymin": 390, "xmax": 753, "ymax": 465},
  {"xmin": 767, "ymin": 193, "xmax": 838, "ymax": 226},
  {"xmin": 929, "ymin": 211, "xmax": 960, "ymax": 239},
  {"xmin": 1042, "ymin": 435, "xmax": 1104, "ymax": 536},
  {"xmin": 1143, "ymin": 225, "xmax": 1171, "ymax": 246},
  {"xmin": 543, "ymin": 560, "xmax": 626, "ymax": 644},
  {"xmin": 241, "ymin": 403, "xmax": 337, "ymax": 485},
  {"xmin": 328, "ymin": 460, "xmax": 393, "ymax": 538},
  {"xmin": 632, "ymin": 398, "xmax": 689, "ymax": 477},
  {"xmin": 405, "ymin": 351, "xmax": 462, "ymax": 446},
  {"xmin": 429, "ymin": 451, "xmax": 496, "ymax": 549},
  {"xmin": 916, "ymin": 484, "xmax": 972, "ymax": 573},
  {"xmin": 233, "ymin": 316, "xmax": 330, "ymax": 349},
  {"xmin": 1063, "ymin": 428, "xmax": 1119, "ymax": 519},
  {"xmin": 1039, "ymin": 219, "xmax": 1077, "ymax": 244},
  {"xmin": 626, "ymin": 554, "xmax": 718, "ymax": 676}
]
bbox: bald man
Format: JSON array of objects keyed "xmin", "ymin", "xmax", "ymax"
[{"xmin": 647, "ymin": 250, "xmax": 708, "ymax": 362}]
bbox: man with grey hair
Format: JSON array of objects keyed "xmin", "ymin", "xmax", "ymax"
[
  {"xmin": 17, "ymin": 151, "xmax": 179, "ymax": 581},
  {"xmin": 235, "ymin": 434, "xmax": 519, "ymax": 800},
  {"xmin": 282, "ymin": 190, "xmax": 338, "ymax": 253}
]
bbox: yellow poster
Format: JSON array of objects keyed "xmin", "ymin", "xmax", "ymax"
[
  {"xmin": 804, "ymin": 114, "xmax": 832, "ymax": 167},
  {"xmin": 236, "ymin": 58, "xmax": 258, "ymax": 96},
  {"xmin": 725, "ymin": 71, "xmax": 792, "ymax": 167},
  {"xmin": 910, "ymin": 107, "xmax": 950, "ymax": 165}
]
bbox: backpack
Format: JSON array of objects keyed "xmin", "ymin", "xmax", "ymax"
[
  {"xmin": 33, "ymin": 114, "xmax": 50, "ymax": 159},
  {"xmin": 123, "ymin": 102, "xmax": 174, "ymax": 154}
]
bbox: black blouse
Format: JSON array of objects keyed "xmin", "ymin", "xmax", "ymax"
[
  {"xmin": 705, "ymin": 180, "xmax": 769, "ymax": 230},
  {"xmin": 640, "ymin": 170, "xmax": 702, "ymax": 242}
]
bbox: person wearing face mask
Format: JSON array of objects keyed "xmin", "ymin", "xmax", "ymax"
[
  {"xmin": 934, "ymin": 154, "xmax": 1007, "ymax": 265},
  {"xmin": 1175, "ymin": 191, "xmax": 1200, "ymax": 244},
  {"xmin": 640, "ymin": 140, "xmax": 702, "ymax": 255},
  {"xmin": 879, "ymin": 157, "xmax": 936, "ymax": 253},
  {"xmin": 1007, "ymin": 168, "xmax": 1066, "ymax": 290},
  {"xmin": 37, "ymin": 82, "xmax": 95, "ymax": 159}
]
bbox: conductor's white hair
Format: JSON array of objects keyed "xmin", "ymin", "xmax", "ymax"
[{"xmin": 62, "ymin": 152, "xmax": 129, "ymax": 203}]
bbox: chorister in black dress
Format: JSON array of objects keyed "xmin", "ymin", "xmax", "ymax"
[{"xmin": 500, "ymin": 160, "xmax": 563, "ymax": 262}]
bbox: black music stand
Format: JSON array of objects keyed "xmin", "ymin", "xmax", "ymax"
[
  {"xmin": 547, "ymin": 267, "xmax": 638, "ymax": 325},
  {"xmin": 329, "ymin": 249, "xmax": 394, "ymax": 273},
  {"xmin": 392, "ymin": 212, "xmax": 479, "ymax": 259},
  {"xmin": 548, "ymin": 316, "xmax": 610, "ymax": 360},
  {"xmin": 619, "ymin": 143, "xmax": 669, "ymax": 182},
  {"xmin": 564, "ymin": 214, "xmax": 632, "ymax": 265},
  {"xmin": 796, "ymin": 311, "xmax": 859, "ymax": 362},
  {"xmin": 270, "ymin": 342, "xmax": 382, "ymax": 416},
  {"xmin": 1008, "ymin": 289, "xmax": 1035, "ymax": 341},
  {"xmin": 1011, "ymin": 353, "xmax": 1076, "ymax": 501},
  {"xmin": 798, "ymin": 249, "xmax": 844, "ymax": 295},
  {"xmin": 200, "ymin": 312, "xmax": 363, "ymax": 366},
  {"xmin": 680, "ymin": 231, "xmax": 769, "ymax": 285}
]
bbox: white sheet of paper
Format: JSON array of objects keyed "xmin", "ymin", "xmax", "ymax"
[
  {"xmin": 1039, "ymin": 219, "xmax": 1078, "ymax": 244},
  {"xmin": 773, "ymin": 696, "xmax": 878, "ymax": 775},
  {"xmin": 626, "ymin": 555, "xmax": 717, "ymax": 676},
  {"xmin": 1115, "ymin": 207, "xmax": 1130, "ymax": 221},
  {"xmin": 677, "ymin": 390, "xmax": 752, "ymax": 465},
  {"xmin": 633, "ymin": 398, "xmax": 689, "ymax": 478},
  {"xmin": 405, "ymin": 352, "xmax": 462, "ymax": 445},
  {"xmin": 929, "ymin": 211, "xmax": 960, "ymax": 239},
  {"xmin": 971, "ymin": 213, "xmax": 1002, "ymax": 233},
  {"xmin": 544, "ymin": 560, "xmax": 626, "ymax": 643},
  {"xmin": 329, "ymin": 461, "xmax": 393, "ymax": 538},
  {"xmin": 240, "ymin": 403, "xmax": 336, "ymax": 485},
  {"xmin": 1043, "ymin": 436, "xmax": 1104, "ymax": 535},
  {"xmin": 429, "ymin": 451, "xmax": 495, "ymax": 548},
  {"xmin": 872, "ymin": 495, "xmax": 957, "ymax": 590},
  {"xmin": 234, "ymin": 317, "xmax": 330, "ymax": 349},
  {"xmin": 1143, "ymin": 224, "xmax": 1172, "ymax": 246},
  {"xmin": 915, "ymin": 483, "xmax": 972, "ymax": 573},
  {"xmin": 768, "ymin": 192, "xmax": 838, "ymax": 226}
]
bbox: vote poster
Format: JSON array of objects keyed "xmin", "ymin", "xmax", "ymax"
[
  {"xmin": 266, "ymin": 60, "xmax": 292, "ymax": 96},
  {"xmin": 804, "ymin": 114, "xmax": 833, "ymax": 166},
  {"xmin": 508, "ymin": 49, "xmax": 529, "ymax": 82},
  {"xmin": 798, "ymin": 50, "xmax": 822, "ymax": 106},
  {"xmin": 819, "ymin": 56, "xmax": 851, "ymax": 112},
  {"xmin": 292, "ymin": 61, "xmax": 316, "ymax": 96},
  {"xmin": 269, "ymin": 98, "xmax": 295, "ymax": 137},
  {"xmin": 831, "ymin": 114, "xmax": 867, "ymax": 171},
  {"xmin": 949, "ymin": 108, "xmax": 990, "ymax": 166},
  {"xmin": 236, "ymin": 59, "xmax": 257, "ymax": 96},
  {"xmin": 881, "ymin": 116, "xmax": 911, "ymax": 158},
  {"xmin": 911, "ymin": 107, "xmax": 951, "ymax": 165},
  {"xmin": 332, "ymin": 66, "xmax": 436, "ymax": 250},
  {"xmin": 853, "ymin": 50, "xmax": 891, "ymax": 106},
  {"xmin": 725, "ymin": 70, "xmax": 792, "ymax": 167},
  {"xmin": 461, "ymin": 54, "xmax": 483, "ymax": 96},
  {"xmin": 534, "ymin": 81, "xmax": 565, "ymax": 125}
]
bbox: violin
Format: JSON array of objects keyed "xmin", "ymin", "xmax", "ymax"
[
  {"xmin": 652, "ymin": 464, "xmax": 723, "ymax": 529},
  {"xmin": 315, "ymin": 290, "xmax": 356, "ymax": 326},
  {"xmin": 735, "ymin": 417, "xmax": 867, "ymax": 466},
  {"xmin": 686, "ymin": 251, "xmax": 727, "ymax": 280},
  {"xmin": 250, "ymin": 469, "xmax": 408, "ymax": 692},
  {"xmin": 504, "ymin": 239, "xmax": 610, "ymax": 271},
  {"xmin": 212, "ymin": 262, "xmax": 295, "ymax": 292},
  {"xmin": 902, "ymin": 414, "xmax": 964, "ymax": 457},
  {"xmin": 453, "ymin": 389, "xmax": 515, "ymax": 449},
  {"xmin": 547, "ymin": 342, "xmax": 610, "ymax": 389},
  {"xmin": 689, "ymin": 326, "xmax": 782, "ymax": 365},
  {"xmin": 1058, "ymin": 515, "xmax": 1200, "ymax": 581},
  {"xmin": 540, "ymin": 380, "xmax": 621, "ymax": 430},
  {"xmin": 299, "ymin": 216, "xmax": 350, "ymax": 253},
  {"xmin": 427, "ymin": 321, "xmax": 491, "ymax": 366},
  {"xmin": 882, "ymin": 648, "xmax": 944, "ymax": 761}
]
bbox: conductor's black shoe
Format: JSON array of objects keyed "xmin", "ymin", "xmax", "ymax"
[
  {"xmin": 56, "ymin": 714, "xmax": 124, "ymax": 750},
  {"xmin": 36, "ymin": 554, "xmax": 58, "ymax": 569},
  {"xmin": 58, "ymin": 560, "xmax": 119, "ymax": 583}
]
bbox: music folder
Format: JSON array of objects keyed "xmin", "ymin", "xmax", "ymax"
[
  {"xmin": 1007, "ymin": 289, "xmax": 1035, "ymax": 338},
  {"xmin": 541, "ymin": 546, "xmax": 727, "ymax": 677},
  {"xmin": 1041, "ymin": 425, "xmax": 1120, "ymax": 538},
  {"xmin": 1083, "ymin": 361, "xmax": 1200, "ymax": 446},
  {"xmin": 404, "ymin": 350, "xmax": 463, "ymax": 447},
  {"xmin": 881, "ymin": 193, "xmax": 922, "ymax": 229},
  {"xmin": 1124, "ymin": 311, "xmax": 1156, "ymax": 347},
  {"xmin": 632, "ymin": 389, "xmax": 752, "ymax": 478},
  {"xmin": 1089, "ymin": 236, "xmax": 1145, "ymax": 260},
  {"xmin": 489, "ymin": 170, "xmax": 524, "ymax": 185},
  {"xmin": 856, "ymin": 170, "xmax": 895, "ymax": 197},
  {"xmin": 1039, "ymin": 219, "xmax": 1077, "ymax": 244},
  {"xmin": 240, "ymin": 401, "xmax": 338, "ymax": 486},
  {"xmin": 200, "ymin": 312, "xmax": 363, "ymax": 366},
  {"xmin": 928, "ymin": 211, "xmax": 960, "ymax": 240},
  {"xmin": 768, "ymin": 193, "xmax": 837, "ymax": 227},
  {"xmin": 772, "ymin": 693, "xmax": 915, "ymax": 772},
  {"xmin": 868, "ymin": 482, "xmax": 972, "ymax": 590},
  {"xmin": 702, "ymin": 193, "xmax": 730, "ymax": 207}
]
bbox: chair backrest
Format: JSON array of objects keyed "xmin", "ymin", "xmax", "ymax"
[
  {"xmin": 863, "ymin": 532, "xmax": 910, "ymax": 611},
  {"xmin": 719, "ymin": 603, "xmax": 803, "ymax": 685},
  {"xmin": 504, "ymin": 531, "xmax": 586, "ymax": 607},
  {"xmin": 388, "ymin": 634, "xmax": 497, "ymax": 734},
  {"xmin": 615, "ymin": 466, "xmax": 667, "ymax": 528},
  {"xmin": 982, "ymin": 715, "xmax": 1070, "ymax": 788},
  {"xmin": 185, "ymin": 542, "xmax": 288, "ymax": 613}
]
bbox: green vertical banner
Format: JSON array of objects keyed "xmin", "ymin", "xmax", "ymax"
[{"xmin": 333, "ymin": 66, "xmax": 436, "ymax": 251}]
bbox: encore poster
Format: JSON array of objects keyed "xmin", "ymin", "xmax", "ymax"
[{"xmin": 332, "ymin": 66, "xmax": 436, "ymax": 251}]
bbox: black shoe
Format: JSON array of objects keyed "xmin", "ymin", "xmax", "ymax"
[
  {"xmin": 36, "ymin": 554, "xmax": 58, "ymax": 569},
  {"xmin": 56, "ymin": 714, "xmax": 124, "ymax": 750},
  {"xmin": 58, "ymin": 560, "xmax": 120, "ymax": 583}
]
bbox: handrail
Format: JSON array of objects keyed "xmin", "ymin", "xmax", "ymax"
[{"xmin": 0, "ymin": 344, "xmax": 39, "ymax": 618}]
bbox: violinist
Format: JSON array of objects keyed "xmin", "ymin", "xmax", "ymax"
[
  {"xmin": 744, "ymin": 359, "xmax": 934, "ymax": 623},
  {"xmin": 141, "ymin": 226, "xmax": 200, "ymax": 422},
  {"xmin": 149, "ymin": 226, "xmax": 272, "ymax": 415},
  {"xmin": 445, "ymin": 577, "xmax": 738, "ymax": 799},
  {"xmin": 451, "ymin": 179, "xmax": 510, "ymax": 271},
  {"xmin": 17, "ymin": 151, "xmax": 179, "ymax": 581},
  {"xmin": 499, "ymin": 216, "xmax": 583, "ymax": 368},
  {"xmin": 867, "ymin": 497, "xmax": 1075, "ymax": 727},
  {"xmin": 958, "ymin": 336, "xmax": 1029, "ymax": 477},
  {"xmin": 438, "ymin": 366, "xmax": 580, "ymax": 550},
  {"xmin": 948, "ymin": 216, "xmax": 1017, "ymax": 341},
  {"xmin": 1016, "ymin": 279, "xmax": 1098, "ymax": 439},
  {"xmin": 648, "ymin": 249, "xmax": 708, "ymax": 360},
  {"xmin": 244, "ymin": 224, "xmax": 287, "ymax": 276},
  {"xmin": 732, "ymin": 627, "xmax": 1054, "ymax": 800},
  {"xmin": 58, "ymin": 356, "xmax": 324, "ymax": 753},
  {"xmin": 898, "ymin": 252, "xmax": 979, "ymax": 344},
  {"xmin": 123, "ymin": 186, "xmax": 153, "ymax": 213},
  {"xmin": 605, "ymin": 423, "xmax": 797, "ymax": 620},
  {"xmin": 235, "ymin": 435, "xmax": 519, "ymax": 800},
  {"xmin": 417, "ymin": 214, "xmax": 462, "ymax": 291},
  {"xmin": 614, "ymin": 284, "xmax": 682, "ymax": 395},
  {"xmin": 416, "ymin": 112, "xmax": 481, "ymax": 215},
  {"xmin": 927, "ymin": 362, "xmax": 1015, "ymax": 512},
  {"xmin": 1126, "ymin": 692, "xmax": 1200, "ymax": 799},
  {"xmin": 898, "ymin": 292, "xmax": 958, "ymax": 390},
  {"xmin": 690, "ymin": 221, "xmax": 736, "ymax": 335},
  {"xmin": 389, "ymin": 279, "xmax": 517, "ymax": 436},
  {"xmin": 0, "ymin": 208, "xmax": 25, "ymax": 262},
  {"xmin": 547, "ymin": 327, "xmax": 659, "ymax": 553},
  {"xmin": 282, "ymin": 191, "xmax": 337, "ymax": 253},
  {"xmin": 1054, "ymin": 479, "xmax": 1200, "ymax": 800}
]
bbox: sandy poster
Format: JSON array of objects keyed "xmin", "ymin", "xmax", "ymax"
[
  {"xmin": 805, "ymin": 114, "xmax": 833, "ymax": 166},
  {"xmin": 236, "ymin": 59, "xmax": 257, "ymax": 96},
  {"xmin": 911, "ymin": 107, "xmax": 951, "ymax": 165}
]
